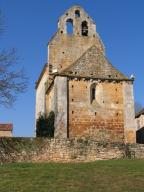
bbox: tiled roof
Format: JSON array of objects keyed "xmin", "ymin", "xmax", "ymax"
[
  {"xmin": 0, "ymin": 124, "xmax": 13, "ymax": 131},
  {"xmin": 136, "ymin": 109, "xmax": 144, "ymax": 118},
  {"xmin": 59, "ymin": 46, "xmax": 129, "ymax": 80}
]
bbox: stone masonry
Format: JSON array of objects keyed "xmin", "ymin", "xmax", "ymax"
[
  {"xmin": 0, "ymin": 138, "xmax": 144, "ymax": 164},
  {"xmin": 35, "ymin": 5, "xmax": 136, "ymax": 143}
]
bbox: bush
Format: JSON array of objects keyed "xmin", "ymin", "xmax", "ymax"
[{"xmin": 36, "ymin": 111, "xmax": 55, "ymax": 137}]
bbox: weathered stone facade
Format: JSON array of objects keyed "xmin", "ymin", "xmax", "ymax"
[
  {"xmin": 68, "ymin": 80, "xmax": 124, "ymax": 142},
  {"xmin": 0, "ymin": 137, "xmax": 128, "ymax": 163},
  {"xmin": 35, "ymin": 6, "xmax": 136, "ymax": 143},
  {"xmin": 35, "ymin": 64, "xmax": 48, "ymax": 119},
  {"xmin": 0, "ymin": 138, "xmax": 144, "ymax": 164}
]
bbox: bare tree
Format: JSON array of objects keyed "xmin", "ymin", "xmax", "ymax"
[{"xmin": 0, "ymin": 10, "xmax": 27, "ymax": 107}]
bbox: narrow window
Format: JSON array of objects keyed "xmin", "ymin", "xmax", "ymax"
[
  {"xmin": 81, "ymin": 21, "xmax": 88, "ymax": 36},
  {"xmin": 75, "ymin": 10, "xmax": 80, "ymax": 18},
  {"xmin": 66, "ymin": 19, "xmax": 73, "ymax": 35},
  {"xmin": 90, "ymin": 83, "xmax": 96, "ymax": 103},
  {"xmin": 92, "ymin": 88, "xmax": 95, "ymax": 101}
]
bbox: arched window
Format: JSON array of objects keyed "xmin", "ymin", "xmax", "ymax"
[
  {"xmin": 75, "ymin": 10, "xmax": 80, "ymax": 18},
  {"xmin": 90, "ymin": 83, "xmax": 96, "ymax": 103},
  {"xmin": 66, "ymin": 19, "xmax": 73, "ymax": 35},
  {"xmin": 81, "ymin": 21, "xmax": 88, "ymax": 36}
]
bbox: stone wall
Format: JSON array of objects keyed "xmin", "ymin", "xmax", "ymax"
[
  {"xmin": 48, "ymin": 6, "xmax": 104, "ymax": 74},
  {"xmin": 49, "ymin": 35, "xmax": 104, "ymax": 73},
  {"xmin": 125, "ymin": 144, "xmax": 144, "ymax": 159},
  {"xmin": 69, "ymin": 80, "xmax": 125, "ymax": 142},
  {"xmin": 0, "ymin": 138, "xmax": 125, "ymax": 163},
  {"xmin": 58, "ymin": 6, "xmax": 96, "ymax": 37},
  {"xmin": 122, "ymin": 82, "xmax": 136, "ymax": 143},
  {"xmin": 54, "ymin": 76, "xmax": 68, "ymax": 138},
  {"xmin": 0, "ymin": 138, "xmax": 144, "ymax": 164},
  {"xmin": 35, "ymin": 66, "xmax": 48, "ymax": 119},
  {"xmin": 46, "ymin": 85, "xmax": 55, "ymax": 113}
]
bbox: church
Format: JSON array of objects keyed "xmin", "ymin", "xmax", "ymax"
[{"xmin": 35, "ymin": 6, "xmax": 136, "ymax": 143}]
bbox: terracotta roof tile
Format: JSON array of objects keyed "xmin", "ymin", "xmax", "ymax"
[{"xmin": 0, "ymin": 124, "xmax": 13, "ymax": 131}]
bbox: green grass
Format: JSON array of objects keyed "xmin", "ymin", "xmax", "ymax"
[{"xmin": 0, "ymin": 160, "xmax": 144, "ymax": 192}]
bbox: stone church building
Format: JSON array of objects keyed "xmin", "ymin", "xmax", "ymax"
[{"xmin": 35, "ymin": 6, "xmax": 136, "ymax": 143}]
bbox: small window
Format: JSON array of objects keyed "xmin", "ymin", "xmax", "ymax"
[
  {"xmin": 66, "ymin": 19, "xmax": 73, "ymax": 35},
  {"xmin": 92, "ymin": 88, "xmax": 95, "ymax": 101},
  {"xmin": 75, "ymin": 10, "xmax": 80, "ymax": 18},
  {"xmin": 90, "ymin": 83, "xmax": 96, "ymax": 103},
  {"xmin": 81, "ymin": 21, "xmax": 88, "ymax": 36}
]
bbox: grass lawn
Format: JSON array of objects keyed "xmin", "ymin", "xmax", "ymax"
[{"xmin": 0, "ymin": 160, "xmax": 144, "ymax": 192}]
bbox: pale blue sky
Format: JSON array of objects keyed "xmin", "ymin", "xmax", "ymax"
[{"xmin": 1, "ymin": 0, "xmax": 144, "ymax": 137}]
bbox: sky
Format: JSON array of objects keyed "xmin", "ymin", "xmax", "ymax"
[{"xmin": 0, "ymin": 0, "xmax": 144, "ymax": 137}]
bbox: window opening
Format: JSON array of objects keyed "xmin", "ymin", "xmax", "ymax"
[
  {"xmin": 81, "ymin": 21, "xmax": 88, "ymax": 36},
  {"xmin": 90, "ymin": 83, "xmax": 96, "ymax": 103},
  {"xmin": 75, "ymin": 10, "xmax": 80, "ymax": 18},
  {"xmin": 66, "ymin": 19, "xmax": 73, "ymax": 35},
  {"xmin": 92, "ymin": 88, "xmax": 95, "ymax": 101}
]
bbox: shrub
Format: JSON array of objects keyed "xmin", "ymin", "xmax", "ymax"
[{"xmin": 36, "ymin": 111, "xmax": 55, "ymax": 138}]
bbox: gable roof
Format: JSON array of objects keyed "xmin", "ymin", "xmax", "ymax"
[
  {"xmin": 59, "ymin": 46, "xmax": 129, "ymax": 80},
  {"xmin": 136, "ymin": 108, "xmax": 144, "ymax": 118}
]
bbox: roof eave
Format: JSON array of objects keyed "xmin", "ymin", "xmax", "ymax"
[
  {"xmin": 35, "ymin": 63, "xmax": 48, "ymax": 89},
  {"xmin": 57, "ymin": 74, "xmax": 133, "ymax": 82},
  {"xmin": 135, "ymin": 109, "xmax": 144, "ymax": 118}
]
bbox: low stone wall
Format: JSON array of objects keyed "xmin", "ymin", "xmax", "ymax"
[
  {"xmin": 126, "ymin": 144, "xmax": 144, "ymax": 159},
  {"xmin": 0, "ymin": 138, "xmax": 125, "ymax": 163},
  {"xmin": 0, "ymin": 138, "xmax": 144, "ymax": 163}
]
